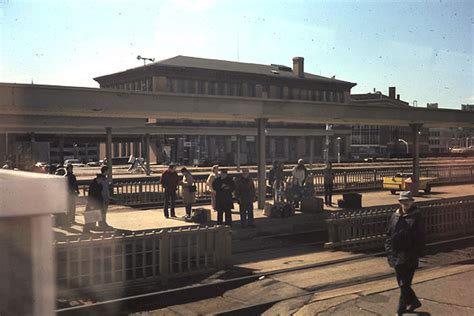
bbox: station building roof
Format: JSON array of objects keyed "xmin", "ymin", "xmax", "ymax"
[{"xmin": 94, "ymin": 55, "xmax": 357, "ymax": 88}]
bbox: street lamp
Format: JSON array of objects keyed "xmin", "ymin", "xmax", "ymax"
[
  {"xmin": 398, "ymin": 138, "xmax": 409, "ymax": 154},
  {"xmin": 336, "ymin": 137, "xmax": 342, "ymax": 163},
  {"xmin": 137, "ymin": 55, "xmax": 155, "ymax": 66}
]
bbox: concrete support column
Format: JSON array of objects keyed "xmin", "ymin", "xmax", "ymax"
[
  {"xmin": 256, "ymin": 118, "xmax": 268, "ymax": 209},
  {"xmin": 144, "ymin": 134, "xmax": 151, "ymax": 175},
  {"xmin": 0, "ymin": 133, "xmax": 6, "ymax": 162},
  {"xmin": 310, "ymin": 137, "xmax": 315, "ymax": 168},
  {"xmin": 236, "ymin": 135, "xmax": 241, "ymax": 172},
  {"xmin": 410, "ymin": 123, "xmax": 423, "ymax": 195},
  {"xmin": 106, "ymin": 127, "xmax": 113, "ymax": 181}
]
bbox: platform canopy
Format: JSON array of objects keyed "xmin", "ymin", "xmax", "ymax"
[{"xmin": 1, "ymin": 83, "xmax": 473, "ymax": 130}]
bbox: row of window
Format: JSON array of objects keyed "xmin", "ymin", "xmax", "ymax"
[
  {"xmin": 104, "ymin": 79, "xmax": 153, "ymax": 92},
  {"xmin": 102, "ymin": 77, "xmax": 345, "ymax": 103},
  {"xmin": 165, "ymin": 78, "xmax": 345, "ymax": 102},
  {"xmin": 351, "ymin": 125, "xmax": 380, "ymax": 145}
]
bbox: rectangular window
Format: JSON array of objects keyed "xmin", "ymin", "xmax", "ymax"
[
  {"xmin": 166, "ymin": 78, "xmax": 173, "ymax": 92},
  {"xmin": 217, "ymin": 82, "xmax": 225, "ymax": 95},
  {"xmin": 208, "ymin": 81, "xmax": 216, "ymax": 95},
  {"xmin": 197, "ymin": 81, "xmax": 204, "ymax": 94},
  {"xmin": 177, "ymin": 79, "xmax": 185, "ymax": 93},
  {"xmin": 300, "ymin": 89, "xmax": 308, "ymax": 100},
  {"xmin": 249, "ymin": 84, "xmax": 256, "ymax": 97}
]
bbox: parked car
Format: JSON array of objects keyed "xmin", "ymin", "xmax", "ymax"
[
  {"xmin": 383, "ymin": 173, "xmax": 436, "ymax": 195},
  {"xmin": 86, "ymin": 161, "xmax": 101, "ymax": 167},
  {"xmin": 64, "ymin": 159, "xmax": 85, "ymax": 167}
]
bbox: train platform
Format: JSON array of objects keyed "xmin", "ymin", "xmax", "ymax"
[
  {"xmin": 53, "ymin": 184, "xmax": 474, "ymax": 242},
  {"xmin": 141, "ymin": 256, "xmax": 474, "ymax": 315}
]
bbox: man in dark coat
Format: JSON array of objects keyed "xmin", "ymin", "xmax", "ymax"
[
  {"xmin": 323, "ymin": 162, "xmax": 335, "ymax": 206},
  {"xmin": 65, "ymin": 164, "xmax": 80, "ymax": 225},
  {"xmin": 212, "ymin": 169, "xmax": 235, "ymax": 226},
  {"xmin": 235, "ymin": 168, "xmax": 256, "ymax": 228},
  {"xmin": 83, "ymin": 174, "xmax": 104, "ymax": 233},
  {"xmin": 385, "ymin": 191, "xmax": 425, "ymax": 316},
  {"xmin": 160, "ymin": 164, "xmax": 180, "ymax": 218}
]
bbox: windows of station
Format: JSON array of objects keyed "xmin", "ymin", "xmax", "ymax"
[
  {"xmin": 351, "ymin": 125, "xmax": 380, "ymax": 145},
  {"xmin": 275, "ymin": 138, "xmax": 285, "ymax": 157},
  {"xmin": 196, "ymin": 81, "xmax": 205, "ymax": 94},
  {"xmin": 208, "ymin": 81, "xmax": 216, "ymax": 95}
]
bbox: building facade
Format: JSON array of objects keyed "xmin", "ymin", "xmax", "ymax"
[{"xmin": 93, "ymin": 56, "xmax": 356, "ymax": 165}]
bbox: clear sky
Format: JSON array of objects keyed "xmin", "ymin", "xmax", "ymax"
[{"xmin": 1, "ymin": 0, "xmax": 472, "ymax": 109}]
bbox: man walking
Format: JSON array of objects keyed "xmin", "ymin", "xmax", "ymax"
[
  {"xmin": 161, "ymin": 164, "xmax": 180, "ymax": 218},
  {"xmin": 385, "ymin": 191, "xmax": 424, "ymax": 316},
  {"xmin": 65, "ymin": 164, "xmax": 80, "ymax": 226},
  {"xmin": 212, "ymin": 169, "xmax": 235, "ymax": 226},
  {"xmin": 235, "ymin": 168, "xmax": 256, "ymax": 228},
  {"xmin": 97, "ymin": 166, "xmax": 111, "ymax": 229},
  {"xmin": 323, "ymin": 162, "xmax": 335, "ymax": 206},
  {"xmin": 83, "ymin": 173, "xmax": 104, "ymax": 233}
]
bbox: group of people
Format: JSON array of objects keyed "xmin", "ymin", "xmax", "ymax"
[
  {"xmin": 160, "ymin": 164, "xmax": 256, "ymax": 228},
  {"xmin": 268, "ymin": 159, "xmax": 335, "ymax": 207}
]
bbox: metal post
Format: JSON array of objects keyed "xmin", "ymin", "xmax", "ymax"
[
  {"xmin": 410, "ymin": 123, "xmax": 422, "ymax": 195},
  {"xmin": 106, "ymin": 127, "xmax": 113, "ymax": 181},
  {"xmin": 256, "ymin": 118, "xmax": 267, "ymax": 209},
  {"xmin": 309, "ymin": 137, "xmax": 314, "ymax": 169},
  {"xmin": 236, "ymin": 135, "xmax": 241, "ymax": 172},
  {"xmin": 325, "ymin": 124, "xmax": 331, "ymax": 164},
  {"xmin": 336, "ymin": 137, "xmax": 341, "ymax": 164}
]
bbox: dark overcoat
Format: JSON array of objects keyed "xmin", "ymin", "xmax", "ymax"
[
  {"xmin": 385, "ymin": 205, "xmax": 425, "ymax": 268},
  {"xmin": 212, "ymin": 176, "xmax": 235, "ymax": 211},
  {"xmin": 235, "ymin": 176, "xmax": 256, "ymax": 206},
  {"xmin": 87, "ymin": 178, "xmax": 103, "ymax": 210}
]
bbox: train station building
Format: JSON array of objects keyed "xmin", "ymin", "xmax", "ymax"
[{"xmin": 0, "ymin": 55, "xmax": 468, "ymax": 166}]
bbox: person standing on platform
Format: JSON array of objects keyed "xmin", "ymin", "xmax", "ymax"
[
  {"xmin": 206, "ymin": 165, "xmax": 219, "ymax": 211},
  {"xmin": 65, "ymin": 164, "xmax": 80, "ymax": 226},
  {"xmin": 385, "ymin": 191, "xmax": 424, "ymax": 316},
  {"xmin": 181, "ymin": 167, "xmax": 196, "ymax": 219},
  {"xmin": 97, "ymin": 166, "xmax": 111, "ymax": 229},
  {"xmin": 212, "ymin": 169, "xmax": 235, "ymax": 226},
  {"xmin": 83, "ymin": 173, "xmax": 104, "ymax": 233},
  {"xmin": 161, "ymin": 164, "xmax": 180, "ymax": 218},
  {"xmin": 235, "ymin": 168, "xmax": 256, "ymax": 228},
  {"xmin": 291, "ymin": 159, "xmax": 307, "ymax": 207},
  {"xmin": 323, "ymin": 162, "xmax": 335, "ymax": 206}
]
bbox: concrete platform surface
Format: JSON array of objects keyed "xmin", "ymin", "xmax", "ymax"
[
  {"xmin": 54, "ymin": 184, "xmax": 473, "ymax": 240},
  {"xmin": 133, "ymin": 260, "xmax": 474, "ymax": 315}
]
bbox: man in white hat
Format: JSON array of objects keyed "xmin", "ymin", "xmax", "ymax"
[{"xmin": 385, "ymin": 191, "xmax": 425, "ymax": 315}]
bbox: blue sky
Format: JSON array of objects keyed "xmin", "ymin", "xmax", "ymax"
[{"xmin": 1, "ymin": 0, "xmax": 472, "ymax": 109}]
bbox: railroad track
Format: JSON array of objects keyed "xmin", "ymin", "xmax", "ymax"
[{"xmin": 56, "ymin": 235, "xmax": 474, "ymax": 315}]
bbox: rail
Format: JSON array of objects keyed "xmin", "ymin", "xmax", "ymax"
[
  {"xmin": 56, "ymin": 225, "xmax": 231, "ymax": 296},
  {"xmin": 75, "ymin": 164, "xmax": 474, "ymax": 206},
  {"xmin": 324, "ymin": 195, "xmax": 474, "ymax": 250}
]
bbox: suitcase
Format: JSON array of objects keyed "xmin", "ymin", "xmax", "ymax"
[
  {"xmin": 191, "ymin": 208, "xmax": 211, "ymax": 223},
  {"xmin": 300, "ymin": 197, "xmax": 324, "ymax": 213},
  {"xmin": 342, "ymin": 192, "xmax": 362, "ymax": 208}
]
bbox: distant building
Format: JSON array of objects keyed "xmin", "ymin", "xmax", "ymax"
[
  {"xmin": 94, "ymin": 56, "xmax": 356, "ymax": 164},
  {"xmin": 349, "ymin": 87, "xmax": 429, "ymax": 158},
  {"xmin": 461, "ymin": 104, "xmax": 474, "ymax": 111}
]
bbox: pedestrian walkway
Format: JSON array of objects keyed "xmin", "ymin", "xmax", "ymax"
[{"xmin": 53, "ymin": 184, "xmax": 473, "ymax": 240}]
